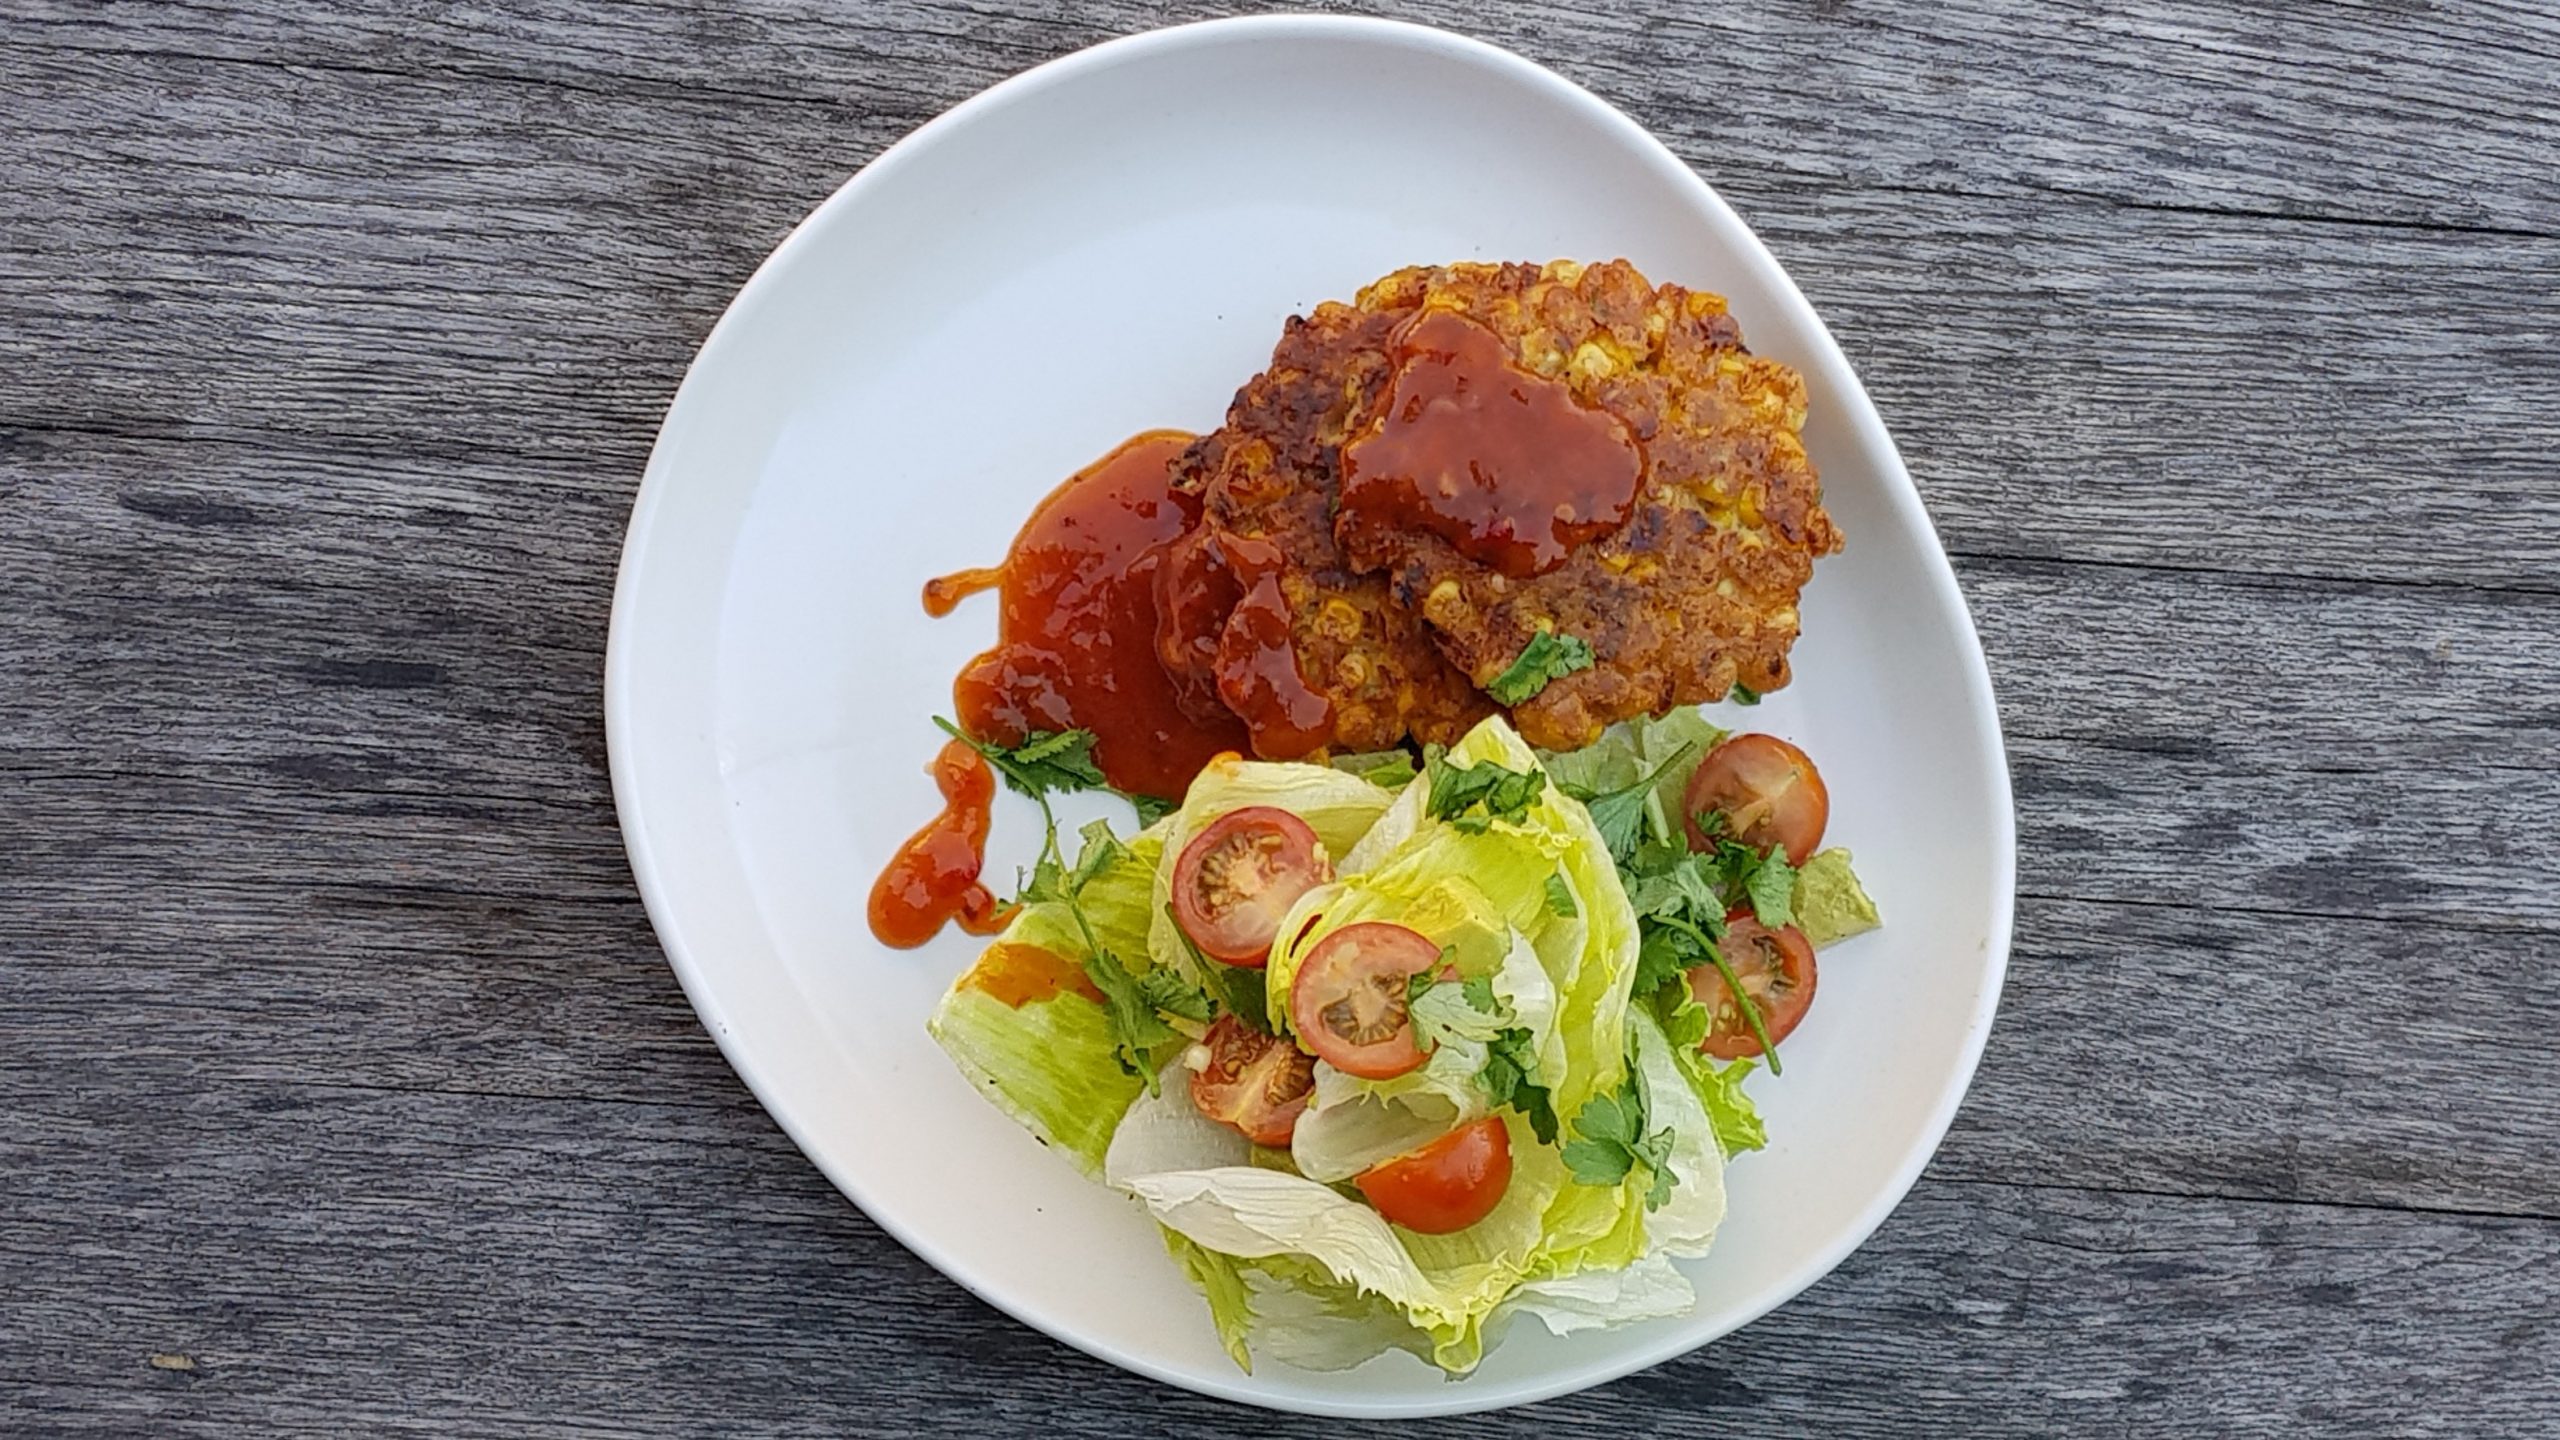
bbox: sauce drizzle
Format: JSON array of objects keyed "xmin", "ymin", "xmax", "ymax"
[
  {"xmin": 867, "ymin": 739, "xmax": 1007, "ymax": 948},
  {"xmin": 1338, "ymin": 309, "xmax": 1643, "ymax": 579},
  {"xmin": 945, "ymin": 430, "xmax": 1249, "ymax": 799},
  {"xmin": 922, "ymin": 565, "xmax": 1004, "ymax": 618},
  {"xmin": 1211, "ymin": 533, "xmax": 1335, "ymax": 758},
  {"xmin": 961, "ymin": 942, "xmax": 1104, "ymax": 1008}
]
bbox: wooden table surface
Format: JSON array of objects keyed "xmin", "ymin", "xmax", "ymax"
[{"xmin": 7, "ymin": 2, "xmax": 2558, "ymax": 1434}]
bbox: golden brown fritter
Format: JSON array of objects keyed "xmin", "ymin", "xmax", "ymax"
[
  {"xmin": 1340, "ymin": 260, "xmax": 1840, "ymax": 750},
  {"xmin": 1164, "ymin": 302, "xmax": 1492, "ymax": 758},
  {"xmin": 1168, "ymin": 258, "xmax": 1838, "ymax": 756}
]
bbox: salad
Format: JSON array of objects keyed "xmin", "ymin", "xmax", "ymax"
[{"xmin": 927, "ymin": 710, "xmax": 1877, "ymax": 1375}]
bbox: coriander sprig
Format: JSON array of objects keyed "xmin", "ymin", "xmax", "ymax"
[{"xmin": 1487, "ymin": 629, "xmax": 1596, "ymax": 705}]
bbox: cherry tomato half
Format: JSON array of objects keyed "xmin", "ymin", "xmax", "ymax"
[
  {"xmin": 1683, "ymin": 733, "xmax": 1829, "ymax": 864},
  {"xmin": 1288, "ymin": 922, "xmax": 1439, "ymax": 1079},
  {"xmin": 1687, "ymin": 910, "xmax": 1817, "ymax": 1059},
  {"xmin": 1355, "ymin": 1116, "xmax": 1513, "ymax": 1234},
  {"xmin": 1189, "ymin": 1014, "xmax": 1316, "ymax": 1146},
  {"xmin": 1170, "ymin": 806, "xmax": 1332, "ymax": 967}
]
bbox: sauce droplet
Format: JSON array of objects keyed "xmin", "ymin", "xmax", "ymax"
[
  {"xmin": 923, "ymin": 565, "xmax": 1005, "ymax": 618},
  {"xmin": 949, "ymin": 430, "xmax": 1249, "ymax": 799},
  {"xmin": 1338, "ymin": 310, "xmax": 1643, "ymax": 579},
  {"xmin": 867, "ymin": 739, "xmax": 1006, "ymax": 948}
]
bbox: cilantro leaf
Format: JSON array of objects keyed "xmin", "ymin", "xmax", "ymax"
[
  {"xmin": 1544, "ymin": 873, "xmax": 1579, "ymax": 918},
  {"xmin": 1068, "ymin": 819, "xmax": 1125, "ymax": 889},
  {"xmin": 1078, "ymin": 945, "xmax": 1180, "ymax": 1088},
  {"xmin": 1168, "ymin": 903, "xmax": 1271, "ymax": 1032},
  {"xmin": 1406, "ymin": 967, "xmax": 1440, "ymax": 1008},
  {"xmin": 1487, "ymin": 629, "xmax": 1596, "ymax": 705},
  {"xmin": 1623, "ymin": 848, "xmax": 1722, "ymax": 929},
  {"xmin": 1655, "ymin": 973, "xmax": 1712, "ymax": 1052},
  {"xmin": 1125, "ymin": 790, "xmax": 1177, "ymax": 827},
  {"xmin": 1404, "ymin": 972, "xmax": 1555, "ymax": 1142},
  {"xmin": 1137, "ymin": 967, "xmax": 1215, "ymax": 1024},
  {"xmin": 1561, "ymin": 741, "xmax": 1699, "ymax": 865},
  {"xmin": 933, "ymin": 717, "xmax": 1108, "ymax": 802},
  {"xmin": 1744, "ymin": 846, "xmax": 1800, "ymax": 931},
  {"xmin": 1426, "ymin": 754, "xmax": 1547, "ymax": 832},
  {"xmin": 1481, "ymin": 1026, "xmax": 1559, "ymax": 1145},
  {"xmin": 1560, "ymin": 1090, "xmax": 1640, "ymax": 1185},
  {"xmin": 1009, "ymin": 816, "xmax": 1187, "ymax": 1088},
  {"xmin": 1631, "ymin": 924, "xmax": 1702, "ymax": 999},
  {"xmin": 1561, "ymin": 1082, "xmax": 1680, "ymax": 1208}
]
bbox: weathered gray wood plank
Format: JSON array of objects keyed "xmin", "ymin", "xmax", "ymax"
[
  {"xmin": 2, "ymin": 1078, "xmax": 2555, "ymax": 1437},
  {"xmin": 13, "ymin": 0, "xmax": 2557, "ymax": 234},
  {"xmin": 4, "ymin": 42, "xmax": 2554, "ymax": 593},
  {"xmin": 1949, "ymin": 897, "xmax": 2560, "ymax": 1218}
]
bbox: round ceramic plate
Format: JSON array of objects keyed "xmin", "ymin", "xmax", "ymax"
[{"xmin": 607, "ymin": 15, "xmax": 2014, "ymax": 1418}]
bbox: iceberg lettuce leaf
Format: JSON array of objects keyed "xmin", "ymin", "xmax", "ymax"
[{"xmin": 924, "ymin": 833, "xmax": 1167, "ymax": 1173}]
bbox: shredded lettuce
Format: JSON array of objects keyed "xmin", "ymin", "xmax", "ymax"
[
  {"xmin": 924, "ymin": 832, "xmax": 1169, "ymax": 1174},
  {"xmin": 926, "ymin": 707, "xmax": 1875, "ymax": 1377},
  {"xmin": 1107, "ymin": 717, "xmax": 1681, "ymax": 1372}
]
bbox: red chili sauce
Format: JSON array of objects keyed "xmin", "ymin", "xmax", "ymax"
[
  {"xmin": 1204, "ymin": 531, "xmax": 1335, "ymax": 758},
  {"xmin": 1338, "ymin": 309, "xmax": 1643, "ymax": 580},
  {"xmin": 868, "ymin": 739, "xmax": 1008, "ymax": 949},
  {"xmin": 940, "ymin": 429, "xmax": 1250, "ymax": 799}
]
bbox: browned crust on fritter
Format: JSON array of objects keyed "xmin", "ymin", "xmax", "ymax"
[
  {"xmin": 1345, "ymin": 260, "xmax": 1840, "ymax": 751},
  {"xmin": 1169, "ymin": 303, "xmax": 1493, "ymax": 755},
  {"xmin": 1174, "ymin": 258, "xmax": 1838, "ymax": 755}
]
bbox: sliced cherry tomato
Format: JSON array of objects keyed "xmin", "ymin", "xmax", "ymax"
[
  {"xmin": 1288, "ymin": 922, "xmax": 1439, "ymax": 1079},
  {"xmin": 1683, "ymin": 732, "xmax": 1829, "ymax": 864},
  {"xmin": 1188, "ymin": 1014, "xmax": 1316, "ymax": 1146},
  {"xmin": 1687, "ymin": 910, "xmax": 1817, "ymax": 1059},
  {"xmin": 1355, "ymin": 1116, "xmax": 1513, "ymax": 1234},
  {"xmin": 1170, "ymin": 806, "xmax": 1332, "ymax": 967}
]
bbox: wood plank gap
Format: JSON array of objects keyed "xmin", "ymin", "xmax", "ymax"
[{"xmin": 1938, "ymin": 1170, "xmax": 2560, "ymax": 1228}]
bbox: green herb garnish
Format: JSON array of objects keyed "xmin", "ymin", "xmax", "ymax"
[
  {"xmin": 1426, "ymin": 754, "xmax": 1547, "ymax": 833},
  {"xmin": 1655, "ymin": 911, "xmax": 1780, "ymax": 1075},
  {"xmin": 1168, "ymin": 903, "xmax": 1272, "ymax": 1033},
  {"xmin": 1487, "ymin": 630, "xmax": 1596, "ymax": 705},
  {"xmin": 1561, "ymin": 1081, "xmax": 1678, "ymax": 1209},
  {"xmin": 1729, "ymin": 683, "xmax": 1762, "ymax": 706},
  {"xmin": 935, "ymin": 717, "xmax": 1106, "ymax": 805},
  {"xmin": 1543, "ymin": 873, "xmax": 1579, "ymax": 918},
  {"xmin": 1482, "ymin": 1027, "xmax": 1559, "ymax": 1145},
  {"xmin": 1561, "ymin": 741, "xmax": 1700, "ymax": 865},
  {"xmin": 1409, "ymin": 968, "xmax": 1559, "ymax": 1145}
]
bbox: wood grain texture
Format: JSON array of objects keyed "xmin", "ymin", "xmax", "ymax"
[
  {"xmin": 5, "ymin": 36, "xmax": 2555, "ymax": 590},
  {"xmin": 4, "ymin": 0, "xmax": 2558, "ymax": 1433},
  {"xmin": 5, "ymin": 1080, "xmax": 2557, "ymax": 1438},
  {"xmin": 15, "ymin": 0, "xmax": 2559, "ymax": 233}
]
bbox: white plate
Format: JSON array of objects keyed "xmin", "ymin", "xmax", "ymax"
[{"xmin": 607, "ymin": 14, "xmax": 2014, "ymax": 1418}]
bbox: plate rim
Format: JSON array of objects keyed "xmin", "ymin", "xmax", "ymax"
[{"xmin": 605, "ymin": 12, "xmax": 2017, "ymax": 1418}]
